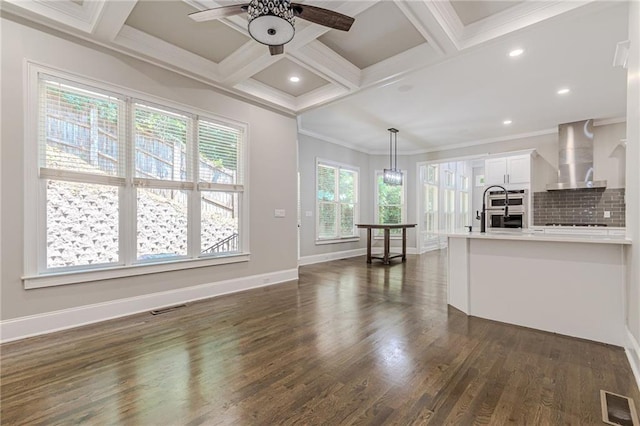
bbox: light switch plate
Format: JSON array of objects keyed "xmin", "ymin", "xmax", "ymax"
[
  {"xmin": 604, "ymin": 211, "xmax": 611, "ymax": 218},
  {"xmin": 274, "ymin": 209, "xmax": 286, "ymax": 218}
]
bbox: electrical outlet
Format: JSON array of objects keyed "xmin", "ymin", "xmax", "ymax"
[
  {"xmin": 305, "ymin": 211, "xmax": 312, "ymax": 217},
  {"xmin": 274, "ymin": 209, "xmax": 286, "ymax": 218},
  {"xmin": 604, "ymin": 211, "xmax": 611, "ymax": 218}
]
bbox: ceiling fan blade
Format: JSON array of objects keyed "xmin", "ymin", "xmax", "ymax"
[
  {"xmin": 189, "ymin": 4, "xmax": 249, "ymax": 22},
  {"xmin": 291, "ymin": 3, "xmax": 354, "ymax": 31},
  {"xmin": 269, "ymin": 45, "xmax": 284, "ymax": 56}
]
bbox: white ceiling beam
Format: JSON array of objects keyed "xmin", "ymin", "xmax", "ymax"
[
  {"xmin": 114, "ymin": 25, "xmax": 221, "ymax": 81},
  {"xmin": 233, "ymin": 79, "xmax": 297, "ymax": 112},
  {"xmin": 92, "ymin": 0, "xmax": 139, "ymax": 41},
  {"xmin": 218, "ymin": 42, "xmax": 279, "ymax": 85},
  {"xmin": 295, "ymin": 84, "xmax": 349, "ymax": 112},
  {"xmin": 3, "ymin": 0, "xmax": 107, "ymax": 33},
  {"xmin": 459, "ymin": 1, "xmax": 595, "ymax": 50},
  {"xmin": 421, "ymin": 0, "xmax": 464, "ymax": 51},
  {"xmin": 360, "ymin": 44, "xmax": 440, "ymax": 89},
  {"xmin": 393, "ymin": 0, "xmax": 458, "ymax": 56},
  {"xmin": 289, "ymin": 40, "xmax": 361, "ymax": 90}
]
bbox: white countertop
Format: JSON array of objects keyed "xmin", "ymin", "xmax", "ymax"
[{"xmin": 448, "ymin": 230, "xmax": 631, "ymax": 245}]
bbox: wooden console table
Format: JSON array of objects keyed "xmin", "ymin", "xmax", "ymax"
[{"xmin": 356, "ymin": 224, "xmax": 417, "ymax": 265}]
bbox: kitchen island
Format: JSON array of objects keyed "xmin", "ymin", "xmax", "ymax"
[{"xmin": 448, "ymin": 230, "xmax": 631, "ymax": 346}]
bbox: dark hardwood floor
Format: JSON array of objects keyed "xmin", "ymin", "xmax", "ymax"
[{"xmin": 1, "ymin": 250, "xmax": 638, "ymax": 425}]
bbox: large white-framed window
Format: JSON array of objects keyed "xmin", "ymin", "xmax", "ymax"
[
  {"xmin": 25, "ymin": 66, "xmax": 248, "ymax": 288},
  {"xmin": 423, "ymin": 164, "xmax": 439, "ymax": 238},
  {"xmin": 459, "ymin": 175, "xmax": 470, "ymax": 227},
  {"xmin": 316, "ymin": 159, "xmax": 359, "ymax": 243},
  {"xmin": 374, "ymin": 170, "xmax": 407, "ymax": 236},
  {"xmin": 443, "ymin": 169, "xmax": 456, "ymax": 233}
]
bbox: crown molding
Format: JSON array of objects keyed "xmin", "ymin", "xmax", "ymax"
[{"xmin": 298, "ymin": 128, "xmax": 374, "ymax": 155}]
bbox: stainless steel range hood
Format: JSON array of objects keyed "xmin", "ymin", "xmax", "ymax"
[{"xmin": 546, "ymin": 119, "xmax": 607, "ymax": 190}]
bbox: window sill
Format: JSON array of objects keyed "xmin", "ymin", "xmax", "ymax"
[
  {"xmin": 23, "ymin": 253, "xmax": 250, "ymax": 289},
  {"xmin": 315, "ymin": 237, "xmax": 359, "ymax": 245}
]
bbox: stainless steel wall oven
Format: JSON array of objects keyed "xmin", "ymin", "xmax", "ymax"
[{"xmin": 486, "ymin": 189, "xmax": 527, "ymax": 229}]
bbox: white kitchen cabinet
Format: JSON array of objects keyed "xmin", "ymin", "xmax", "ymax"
[{"xmin": 484, "ymin": 154, "xmax": 530, "ymax": 185}]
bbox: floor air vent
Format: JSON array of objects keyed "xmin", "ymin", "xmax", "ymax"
[
  {"xmin": 601, "ymin": 390, "xmax": 639, "ymax": 426},
  {"xmin": 150, "ymin": 304, "xmax": 187, "ymax": 315}
]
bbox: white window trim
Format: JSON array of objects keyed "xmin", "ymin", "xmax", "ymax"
[
  {"xmin": 374, "ymin": 169, "xmax": 408, "ymax": 239},
  {"xmin": 24, "ymin": 62, "xmax": 250, "ymax": 289},
  {"xmin": 22, "ymin": 253, "xmax": 251, "ymax": 289},
  {"xmin": 315, "ymin": 158, "xmax": 360, "ymax": 244}
]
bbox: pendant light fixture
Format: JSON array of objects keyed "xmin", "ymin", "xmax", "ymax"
[{"xmin": 383, "ymin": 128, "xmax": 402, "ymax": 185}]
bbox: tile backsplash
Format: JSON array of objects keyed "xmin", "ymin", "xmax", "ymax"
[{"xmin": 533, "ymin": 188, "xmax": 625, "ymax": 227}]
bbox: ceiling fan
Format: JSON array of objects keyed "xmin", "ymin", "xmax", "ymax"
[{"xmin": 189, "ymin": 0, "xmax": 355, "ymax": 56}]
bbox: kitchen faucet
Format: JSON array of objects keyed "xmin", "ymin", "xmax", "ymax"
[{"xmin": 476, "ymin": 185, "xmax": 510, "ymax": 233}]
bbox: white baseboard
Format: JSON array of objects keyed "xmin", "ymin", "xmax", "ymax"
[
  {"xmin": 626, "ymin": 327, "xmax": 640, "ymax": 392},
  {"xmin": 298, "ymin": 247, "xmax": 422, "ymax": 266},
  {"xmin": 0, "ymin": 268, "xmax": 298, "ymax": 343},
  {"xmin": 298, "ymin": 248, "xmax": 366, "ymax": 266}
]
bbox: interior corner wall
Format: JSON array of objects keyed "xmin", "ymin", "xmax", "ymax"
[
  {"xmin": 625, "ymin": 1, "xmax": 640, "ymax": 348},
  {"xmin": 0, "ymin": 16, "xmax": 299, "ymax": 321},
  {"xmin": 298, "ymin": 133, "xmax": 371, "ymax": 258}
]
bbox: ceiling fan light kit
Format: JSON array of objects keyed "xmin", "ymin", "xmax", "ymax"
[
  {"xmin": 248, "ymin": 0, "xmax": 295, "ymax": 46},
  {"xmin": 189, "ymin": 1, "xmax": 354, "ymax": 56}
]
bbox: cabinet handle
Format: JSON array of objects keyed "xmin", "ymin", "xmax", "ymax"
[{"xmin": 504, "ymin": 174, "xmax": 507, "ymax": 183}]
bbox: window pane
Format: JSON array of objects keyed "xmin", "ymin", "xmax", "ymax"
[
  {"xmin": 198, "ymin": 120, "xmax": 242, "ymax": 185},
  {"xmin": 317, "ymin": 165, "xmax": 336, "ymax": 202},
  {"xmin": 46, "ymin": 180, "xmax": 119, "ymax": 268},
  {"xmin": 340, "ymin": 203, "xmax": 355, "ymax": 236},
  {"xmin": 42, "ymin": 80, "xmax": 123, "ymax": 176},
  {"xmin": 134, "ymin": 105, "xmax": 188, "ymax": 181},
  {"xmin": 318, "ymin": 202, "xmax": 337, "ymax": 238},
  {"xmin": 137, "ymin": 188, "xmax": 188, "ymax": 260},
  {"xmin": 379, "ymin": 206, "xmax": 402, "ymax": 224},
  {"xmin": 201, "ymin": 192, "xmax": 239, "ymax": 254},
  {"xmin": 460, "ymin": 192, "xmax": 469, "ymax": 227},
  {"xmin": 339, "ymin": 169, "xmax": 356, "ymax": 203},
  {"xmin": 378, "ymin": 176, "xmax": 402, "ymax": 205}
]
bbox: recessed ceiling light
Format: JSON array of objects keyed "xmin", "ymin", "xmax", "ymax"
[
  {"xmin": 289, "ymin": 76, "xmax": 300, "ymax": 83},
  {"xmin": 509, "ymin": 48, "xmax": 524, "ymax": 57},
  {"xmin": 503, "ymin": 120, "xmax": 513, "ymax": 125},
  {"xmin": 557, "ymin": 88, "xmax": 570, "ymax": 95}
]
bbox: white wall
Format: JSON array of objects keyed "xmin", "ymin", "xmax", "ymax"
[
  {"xmin": 298, "ymin": 133, "xmax": 371, "ymax": 258},
  {"xmin": 0, "ymin": 17, "xmax": 299, "ymax": 320},
  {"xmin": 625, "ymin": 1, "xmax": 640, "ymax": 365}
]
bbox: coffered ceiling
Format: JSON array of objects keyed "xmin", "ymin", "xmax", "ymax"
[{"xmin": 2, "ymin": 0, "xmax": 631, "ymax": 153}]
